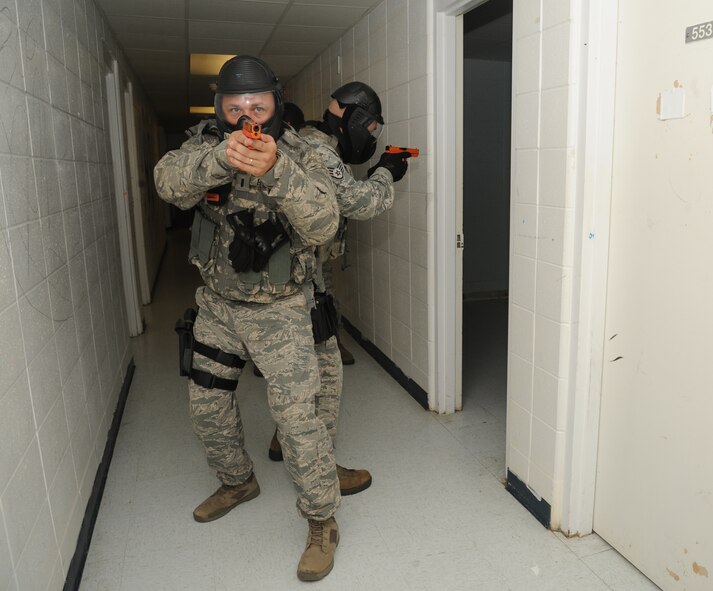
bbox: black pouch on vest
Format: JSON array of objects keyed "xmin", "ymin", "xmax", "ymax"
[
  {"xmin": 204, "ymin": 182, "xmax": 232, "ymax": 206},
  {"xmin": 311, "ymin": 292, "xmax": 339, "ymax": 345}
]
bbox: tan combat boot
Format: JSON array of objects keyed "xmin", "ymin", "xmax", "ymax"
[
  {"xmin": 192, "ymin": 473, "xmax": 260, "ymax": 522},
  {"xmin": 268, "ymin": 430, "xmax": 372, "ymax": 495},
  {"xmin": 268, "ymin": 428, "xmax": 283, "ymax": 461},
  {"xmin": 297, "ymin": 517, "xmax": 339, "ymax": 581},
  {"xmin": 337, "ymin": 465, "xmax": 372, "ymax": 496}
]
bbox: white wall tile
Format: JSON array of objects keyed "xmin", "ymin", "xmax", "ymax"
[
  {"xmin": 513, "ymin": 0, "xmax": 541, "ymax": 39},
  {"xmin": 20, "ymin": 285, "xmax": 54, "ymax": 358},
  {"xmin": 390, "ymin": 285, "xmax": 410, "ymax": 328},
  {"xmin": 542, "ymin": 22, "xmax": 570, "ymax": 89},
  {"xmin": 408, "ymin": 75, "xmax": 427, "ymax": 117},
  {"xmin": 409, "ymin": 228, "xmax": 426, "ymax": 264},
  {"xmin": 531, "ymin": 417, "xmax": 557, "ymax": 478},
  {"xmin": 13, "ymin": 501, "xmax": 58, "ymax": 591},
  {"xmin": 391, "ymin": 316, "xmax": 411, "ymax": 358},
  {"xmin": 532, "ymin": 366, "xmax": 559, "ymax": 430},
  {"xmin": 412, "ymin": 331, "xmax": 428, "ymax": 370},
  {"xmin": 540, "ymin": 85, "xmax": 569, "ymax": 148},
  {"xmin": 386, "ymin": 82, "xmax": 409, "ymax": 123},
  {"xmin": 2, "ymin": 439, "xmax": 47, "ymax": 564},
  {"xmin": 507, "ymin": 399, "xmax": 531, "ymax": 459},
  {"xmin": 513, "ymin": 149, "xmax": 538, "ymax": 205},
  {"xmin": 535, "ymin": 260, "xmax": 571, "ymax": 323},
  {"xmin": 511, "ymin": 203, "xmax": 538, "ymax": 259},
  {"xmin": 410, "ymin": 262, "xmax": 426, "ymax": 303},
  {"xmin": 0, "ymin": 373, "xmax": 34, "ymax": 493},
  {"xmin": 508, "ymin": 353, "xmax": 533, "ymax": 412},
  {"xmin": 0, "ymin": 508, "xmax": 12, "ymax": 591},
  {"xmin": 510, "ymin": 254, "xmax": 536, "ymax": 311},
  {"xmin": 533, "ymin": 314, "xmax": 566, "ymax": 378},
  {"xmin": 0, "ymin": 232, "xmax": 16, "ymax": 312},
  {"xmin": 515, "ymin": 33, "xmax": 540, "ymax": 95},
  {"xmin": 411, "ymin": 295, "xmax": 427, "ymax": 339},
  {"xmin": 509, "ymin": 304, "xmax": 534, "ymax": 362},
  {"xmin": 536, "ymin": 205, "xmax": 567, "ymax": 266},
  {"xmin": 543, "ymin": 0, "xmax": 570, "ymax": 29},
  {"xmin": 514, "ymin": 92, "xmax": 539, "ymax": 149},
  {"xmin": 37, "ymin": 394, "xmax": 71, "ymax": 486},
  {"xmin": 389, "ymin": 222, "xmax": 409, "ymax": 260},
  {"xmin": 28, "ymin": 337, "xmax": 62, "ymax": 428}
]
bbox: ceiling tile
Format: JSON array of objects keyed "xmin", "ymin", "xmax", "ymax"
[
  {"xmin": 293, "ymin": 0, "xmax": 381, "ymax": 6},
  {"xmin": 270, "ymin": 24, "xmax": 344, "ymax": 44},
  {"xmin": 115, "ymin": 32, "xmax": 186, "ymax": 52},
  {"xmin": 282, "ymin": 4, "xmax": 368, "ymax": 28},
  {"xmin": 187, "ymin": 0, "xmax": 288, "ymax": 24},
  {"xmin": 261, "ymin": 39, "xmax": 329, "ymax": 55},
  {"xmin": 189, "ymin": 38, "xmax": 264, "ymax": 55},
  {"xmin": 96, "ymin": 0, "xmax": 184, "ymax": 18},
  {"xmin": 188, "ymin": 20, "xmax": 274, "ymax": 41},
  {"xmin": 107, "ymin": 15, "xmax": 184, "ymax": 36}
]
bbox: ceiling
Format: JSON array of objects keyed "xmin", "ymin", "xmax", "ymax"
[{"xmin": 95, "ymin": 0, "xmax": 384, "ymax": 132}]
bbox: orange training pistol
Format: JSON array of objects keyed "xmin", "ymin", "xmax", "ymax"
[
  {"xmin": 242, "ymin": 120, "xmax": 262, "ymax": 140},
  {"xmin": 385, "ymin": 145, "xmax": 419, "ymax": 157}
]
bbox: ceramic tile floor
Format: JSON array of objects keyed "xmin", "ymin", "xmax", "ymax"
[{"xmin": 79, "ymin": 231, "xmax": 660, "ymax": 590}]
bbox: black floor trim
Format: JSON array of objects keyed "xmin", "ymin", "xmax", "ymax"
[
  {"xmin": 506, "ymin": 469, "xmax": 551, "ymax": 528},
  {"xmin": 63, "ymin": 359, "xmax": 136, "ymax": 591},
  {"xmin": 342, "ymin": 317, "xmax": 429, "ymax": 410}
]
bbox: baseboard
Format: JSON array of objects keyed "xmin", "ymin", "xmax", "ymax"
[
  {"xmin": 63, "ymin": 359, "xmax": 136, "ymax": 591},
  {"xmin": 341, "ymin": 317, "xmax": 429, "ymax": 410},
  {"xmin": 506, "ymin": 469, "xmax": 551, "ymax": 528}
]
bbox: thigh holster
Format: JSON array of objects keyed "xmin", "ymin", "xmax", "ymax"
[
  {"xmin": 311, "ymin": 292, "xmax": 339, "ymax": 345},
  {"xmin": 174, "ymin": 308, "xmax": 247, "ymax": 391}
]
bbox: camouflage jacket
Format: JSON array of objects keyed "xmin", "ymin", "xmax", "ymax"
[
  {"xmin": 299, "ymin": 125, "xmax": 394, "ymax": 283},
  {"xmin": 299, "ymin": 125, "xmax": 394, "ymax": 221},
  {"xmin": 154, "ymin": 119, "xmax": 339, "ymax": 303}
]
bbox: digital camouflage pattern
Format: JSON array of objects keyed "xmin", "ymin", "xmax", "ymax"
[
  {"xmin": 314, "ymin": 336, "xmax": 342, "ymax": 443},
  {"xmin": 299, "ymin": 125, "xmax": 395, "ymax": 446},
  {"xmin": 190, "ymin": 287, "xmax": 340, "ymax": 520},
  {"xmin": 154, "ymin": 119, "xmax": 341, "ymax": 520},
  {"xmin": 154, "ymin": 120, "xmax": 339, "ymax": 303}
]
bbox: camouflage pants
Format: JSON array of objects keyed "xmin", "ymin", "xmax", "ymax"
[
  {"xmin": 314, "ymin": 336, "xmax": 342, "ymax": 443},
  {"xmin": 189, "ymin": 286, "xmax": 340, "ymax": 520}
]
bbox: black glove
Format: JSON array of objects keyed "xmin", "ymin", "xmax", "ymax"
[
  {"xmin": 251, "ymin": 216, "xmax": 289, "ymax": 272},
  {"xmin": 367, "ymin": 151, "xmax": 411, "ymax": 182},
  {"xmin": 227, "ymin": 210, "xmax": 256, "ymax": 273}
]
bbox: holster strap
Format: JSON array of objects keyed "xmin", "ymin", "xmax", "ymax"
[
  {"xmin": 194, "ymin": 340, "xmax": 246, "ymax": 368},
  {"xmin": 189, "ymin": 368, "xmax": 239, "ymax": 391}
]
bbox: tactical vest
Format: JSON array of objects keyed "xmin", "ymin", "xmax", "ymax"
[{"xmin": 187, "ymin": 121, "xmax": 316, "ymax": 303}]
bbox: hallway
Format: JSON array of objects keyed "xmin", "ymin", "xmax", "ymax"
[{"xmin": 78, "ymin": 231, "xmax": 658, "ymax": 590}]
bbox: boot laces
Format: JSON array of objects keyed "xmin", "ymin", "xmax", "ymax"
[{"xmin": 308, "ymin": 520, "xmax": 326, "ymax": 550}]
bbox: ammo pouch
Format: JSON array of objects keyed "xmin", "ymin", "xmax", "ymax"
[
  {"xmin": 189, "ymin": 208, "xmax": 218, "ymax": 269},
  {"xmin": 227, "ymin": 210, "xmax": 290, "ymax": 274},
  {"xmin": 311, "ymin": 291, "xmax": 339, "ymax": 345}
]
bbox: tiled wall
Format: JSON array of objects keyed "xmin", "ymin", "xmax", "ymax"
[
  {"xmin": 0, "ymin": 0, "xmax": 142, "ymax": 588},
  {"xmin": 288, "ymin": 0, "xmax": 432, "ymax": 392},
  {"xmin": 506, "ymin": 0, "xmax": 577, "ymax": 524}
]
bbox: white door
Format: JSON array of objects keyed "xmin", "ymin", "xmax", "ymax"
[{"xmin": 594, "ymin": 3, "xmax": 713, "ymax": 590}]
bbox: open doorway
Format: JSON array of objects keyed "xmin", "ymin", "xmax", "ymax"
[{"xmin": 460, "ymin": 0, "xmax": 512, "ymax": 477}]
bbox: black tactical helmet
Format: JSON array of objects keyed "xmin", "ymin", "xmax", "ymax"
[
  {"xmin": 324, "ymin": 81, "xmax": 384, "ymax": 164},
  {"xmin": 283, "ymin": 102, "xmax": 305, "ymax": 131},
  {"xmin": 214, "ymin": 55, "xmax": 284, "ymax": 139},
  {"xmin": 332, "ymin": 82, "xmax": 384, "ymax": 125}
]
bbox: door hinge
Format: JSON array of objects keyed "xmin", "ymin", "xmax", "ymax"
[{"xmin": 456, "ymin": 233, "xmax": 464, "ymax": 249}]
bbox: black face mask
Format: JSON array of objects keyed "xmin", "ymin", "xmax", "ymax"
[{"xmin": 323, "ymin": 108, "xmax": 378, "ymax": 165}]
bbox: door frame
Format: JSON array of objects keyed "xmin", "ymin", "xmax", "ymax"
[
  {"xmin": 105, "ymin": 56, "xmax": 144, "ymax": 337},
  {"xmin": 123, "ymin": 82, "xmax": 152, "ymax": 305},
  {"xmin": 432, "ymin": 0, "xmax": 490, "ymax": 414},
  {"xmin": 432, "ymin": 0, "xmax": 619, "ymax": 534}
]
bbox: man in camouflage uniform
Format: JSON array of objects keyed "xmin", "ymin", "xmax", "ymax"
[
  {"xmin": 268, "ymin": 83, "xmax": 412, "ymax": 498},
  {"xmin": 154, "ymin": 55, "xmax": 341, "ymax": 582}
]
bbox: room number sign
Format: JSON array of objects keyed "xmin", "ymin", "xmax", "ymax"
[{"xmin": 685, "ymin": 20, "xmax": 713, "ymax": 43}]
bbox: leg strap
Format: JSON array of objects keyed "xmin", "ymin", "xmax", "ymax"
[
  {"xmin": 194, "ymin": 340, "xmax": 246, "ymax": 368},
  {"xmin": 190, "ymin": 368, "xmax": 239, "ymax": 391}
]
